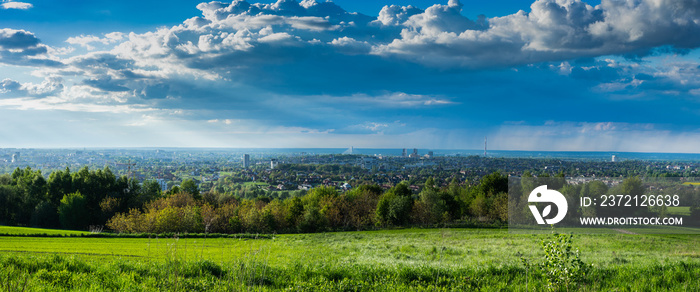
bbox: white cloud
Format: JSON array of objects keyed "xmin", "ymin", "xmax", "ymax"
[
  {"xmin": 329, "ymin": 37, "xmax": 371, "ymax": 54},
  {"xmin": 349, "ymin": 120, "xmax": 407, "ymax": 134},
  {"xmin": 207, "ymin": 118, "xmax": 237, "ymax": 125},
  {"xmin": 20, "ymin": 0, "xmax": 700, "ymax": 110},
  {"xmin": 344, "ymin": 92, "xmax": 455, "ymax": 107},
  {"xmin": 66, "ymin": 32, "xmax": 125, "ymax": 50},
  {"xmin": 375, "ymin": 0, "xmax": 700, "ymax": 67},
  {"xmin": 375, "ymin": 4, "xmax": 423, "ymax": 26},
  {"xmin": 0, "ymin": 77, "xmax": 63, "ymax": 97},
  {"xmin": 490, "ymin": 121, "xmax": 700, "ymax": 153},
  {"xmin": 1, "ymin": 1, "xmax": 32, "ymax": 10}
]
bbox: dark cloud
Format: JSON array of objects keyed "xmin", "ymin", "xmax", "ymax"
[
  {"xmin": 0, "ymin": 28, "xmax": 40, "ymax": 49},
  {"xmin": 83, "ymin": 77, "xmax": 131, "ymax": 92},
  {"xmin": 139, "ymin": 83, "xmax": 170, "ymax": 99},
  {"xmin": 0, "ymin": 28, "xmax": 63, "ymax": 67}
]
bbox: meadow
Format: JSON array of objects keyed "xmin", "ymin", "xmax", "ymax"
[{"xmin": 0, "ymin": 226, "xmax": 698, "ymax": 291}]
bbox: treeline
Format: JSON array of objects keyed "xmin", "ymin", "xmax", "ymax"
[
  {"xmin": 107, "ymin": 173, "xmax": 510, "ymax": 234},
  {"xmin": 0, "ymin": 166, "xmax": 162, "ymax": 229},
  {"xmin": 0, "ymin": 166, "xmax": 511, "ymax": 233}
]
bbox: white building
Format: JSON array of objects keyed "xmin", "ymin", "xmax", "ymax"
[{"xmin": 155, "ymin": 179, "xmax": 168, "ymax": 191}]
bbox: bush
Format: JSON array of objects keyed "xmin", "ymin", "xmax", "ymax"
[{"xmin": 521, "ymin": 231, "xmax": 591, "ymax": 291}]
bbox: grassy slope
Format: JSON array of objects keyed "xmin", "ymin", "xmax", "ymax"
[
  {"xmin": 667, "ymin": 206, "xmax": 691, "ymax": 216},
  {"xmin": 0, "ymin": 226, "xmax": 88, "ymax": 236},
  {"xmin": 0, "ymin": 228, "xmax": 698, "ymax": 266},
  {"xmin": 0, "ymin": 228, "xmax": 698, "ymax": 290}
]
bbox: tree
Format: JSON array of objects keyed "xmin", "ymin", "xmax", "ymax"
[
  {"xmin": 286, "ymin": 196, "xmax": 304, "ymax": 228},
  {"xmin": 691, "ymin": 204, "xmax": 700, "ymax": 225},
  {"xmin": 387, "ymin": 195, "xmax": 412, "ymax": 225},
  {"xmin": 424, "ymin": 177, "xmax": 437, "ymax": 192},
  {"xmin": 346, "ymin": 185, "xmax": 381, "ymax": 229},
  {"xmin": 470, "ymin": 192, "xmax": 489, "ymax": 218},
  {"xmin": 417, "ymin": 187, "xmax": 446, "ymax": 224},
  {"xmin": 376, "ymin": 191, "xmax": 413, "ymax": 226},
  {"xmin": 180, "ymin": 179, "xmax": 200, "ymax": 200},
  {"xmin": 47, "ymin": 167, "xmax": 73, "ymax": 205},
  {"xmin": 388, "ymin": 181, "xmax": 412, "ymax": 198},
  {"xmin": 477, "ymin": 172, "xmax": 508, "ymax": 196},
  {"xmin": 129, "ymin": 180, "xmax": 162, "ymax": 209},
  {"xmin": 613, "ymin": 177, "xmax": 647, "ymax": 217},
  {"xmin": 0, "ymin": 185, "xmax": 20, "ymax": 224},
  {"xmin": 31, "ymin": 201, "xmax": 59, "ymax": 228},
  {"xmin": 58, "ymin": 192, "xmax": 89, "ymax": 230}
]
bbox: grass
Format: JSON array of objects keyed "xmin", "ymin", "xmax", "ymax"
[
  {"xmin": 242, "ymin": 181, "xmax": 271, "ymax": 187},
  {"xmin": 0, "ymin": 226, "xmax": 88, "ymax": 236},
  {"xmin": 667, "ymin": 206, "xmax": 691, "ymax": 216},
  {"xmin": 0, "ymin": 227, "xmax": 699, "ymax": 290}
]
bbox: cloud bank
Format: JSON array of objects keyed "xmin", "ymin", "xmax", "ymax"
[{"xmin": 1, "ymin": 0, "xmax": 700, "ymax": 149}]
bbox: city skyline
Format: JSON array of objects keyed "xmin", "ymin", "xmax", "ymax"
[{"xmin": 2, "ymin": 0, "xmax": 700, "ymax": 153}]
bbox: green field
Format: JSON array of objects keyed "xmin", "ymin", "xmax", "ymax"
[
  {"xmin": 667, "ymin": 206, "xmax": 692, "ymax": 216},
  {"xmin": 242, "ymin": 181, "xmax": 271, "ymax": 187},
  {"xmin": 1, "ymin": 227, "xmax": 699, "ymax": 291},
  {"xmin": 0, "ymin": 226, "xmax": 88, "ymax": 236}
]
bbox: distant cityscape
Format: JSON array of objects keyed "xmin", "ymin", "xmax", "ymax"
[{"xmin": 1, "ymin": 148, "xmax": 699, "ymax": 196}]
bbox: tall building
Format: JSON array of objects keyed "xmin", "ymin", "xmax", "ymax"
[
  {"xmin": 243, "ymin": 154, "xmax": 250, "ymax": 168},
  {"xmin": 402, "ymin": 148, "xmax": 407, "ymax": 157},
  {"xmin": 484, "ymin": 137, "xmax": 487, "ymax": 156},
  {"xmin": 270, "ymin": 159, "xmax": 279, "ymax": 169},
  {"xmin": 11, "ymin": 152, "xmax": 19, "ymax": 163},
  {"xmin": 611, "ymin": 155, "xmax": 616, "ymax": 162}
]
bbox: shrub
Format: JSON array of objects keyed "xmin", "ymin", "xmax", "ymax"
[{"xmin": 521, "ymin": 231, "xmax": 591, "ymax": 291}]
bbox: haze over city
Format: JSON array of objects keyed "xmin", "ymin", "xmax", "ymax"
[{"xmin": 2, "ymin": 0, "xmax": 700, "ymax": 152}]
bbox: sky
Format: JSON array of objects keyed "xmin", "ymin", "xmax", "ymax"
[{"xmin": 1, "ymin": 0, "xmax": 700, "ymax": 152}]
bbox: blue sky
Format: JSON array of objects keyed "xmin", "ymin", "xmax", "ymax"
[{"xmin": 1, "ymin": 0, "xmax": 700, "ymax": 152}]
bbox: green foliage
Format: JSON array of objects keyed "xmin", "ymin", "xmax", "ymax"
[
  {"xmin": 476, "ymin": 172, "xmax": 508, "ymax": 196},
  {"xmin": 58, "ymin": 192, "xmax": 89, "ymax": 230},
  {"xmin": 521, "ymin": 231, "xmax": 591, "ymax": 291},
  {"xmin": 307, "ymin": 185, "xmax": 338, "ymax": 199},
  {"xmin": 180, "ymin": 179, "xmax": 200, "ymax": 199},
  {"xmin": 691, "ymin": 204, "xmax": 700, "ymax": 223},
  {"xmin": 104, "ymin": 172, "xmax": 523, "ymax": 234},
  {"xmin": 131, "ymin": 180, "xmax": 163, "ymax": 209},
  {"xmin": 285, "ymin": 196, "xmax": 304, "ymax": 227},
  {"xmin": 388, "ymin": 181, "xmax": 412, "ymax": 198},
  {"xmin": 30, "ymin": 201, "xmax": 59, "ymax": 228},
  {"xmin": 107, "ymin": 193, "xmax": 204, "ymax": 233},
  {"xmin": 375, "ymin": 192, "xmax": 412, "ymax": 226}
]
